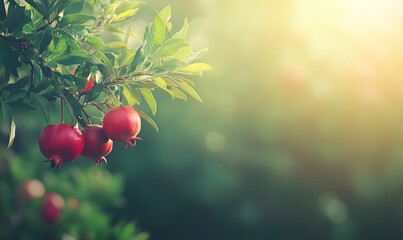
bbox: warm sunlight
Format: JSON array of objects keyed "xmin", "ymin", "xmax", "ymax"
[{"xmin": 277, "ymin": 0, "xmax": 403, "ymax": 107}]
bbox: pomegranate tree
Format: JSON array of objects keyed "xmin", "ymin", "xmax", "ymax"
[{"xmin": 0, "ymin": 1, "xmax": 211, "ymax": 169}]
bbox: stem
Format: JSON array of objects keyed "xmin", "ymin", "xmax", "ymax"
[
  {"xmin": 86, "ymin": 102, "xmax": 112, "ymax": 113},
  {"xmin": 102, "ymin": 72, "xmax": 165, "ymax": 88},
  {"xmin": 61, "ymin": 98, "xmax": 65, "ymax": 123},
  {"xmin": 26, "ymin": 63, "xmax": 35, "ymax": 98},
  {"xmin": 80, "ymin": 105, "xmax": 92, "ymax": 125}
]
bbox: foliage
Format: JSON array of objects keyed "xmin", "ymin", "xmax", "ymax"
[
  {"xmin": 0, "ymin": 0, "xmax": 212, "ymax": 147},
  {"xmin": 0, "ymin": 147, "xmax": 149, "ymax": 239}
]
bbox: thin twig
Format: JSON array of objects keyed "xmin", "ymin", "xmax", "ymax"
[{"xmin": 61, "ymin": 98, "xmax": 65, "ymax": 123}]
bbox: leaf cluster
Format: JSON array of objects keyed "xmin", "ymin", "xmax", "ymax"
[{"xmin": 0, "ymin": 0, "xmax": 212, "ymax": 147}]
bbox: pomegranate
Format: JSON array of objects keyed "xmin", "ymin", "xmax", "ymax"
[
  {"xmin": 39, "ymin": 124, "xmax": 85, "ymax": 169},
  {"xmin": 19, "ymin": 179, "xmax": 45, "ymax": 200},
  {"xmin": 41, "ymin": 192, "xmax": 65, "ymax": 224},
  {"xmin": 102, "ymin": 106, "xmax": 142, "ymax": 147},
  {"xmin": 81, "ymin": 124, "xmax": 113, "ymax": 164}
]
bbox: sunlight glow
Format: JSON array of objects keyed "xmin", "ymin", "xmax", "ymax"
[{"xmin": 283, "ymin": 0, "xmax": 403, "ymax": 106}]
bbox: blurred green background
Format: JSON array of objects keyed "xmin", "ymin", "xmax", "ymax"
[{"xmin": 4, "ymin": 0, "xmax": 403, "ymax": 239}]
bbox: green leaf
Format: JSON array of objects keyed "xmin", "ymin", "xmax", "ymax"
[
  {"xmin": 8, "ymin": 89, "xmax": 27, "ymax": 101},
  {"xmin": 177, "ymin": 81, "xmax": 202, "ymax": 103},
  {"xmin": 123, "ymin": 85, "xmax": 140, "ymax": 106},
  {"xmin": 73, "ymin": 76, "xmax": 88, "ymax": 90},
  {"xmin": 86, "ymin": 35, "xmax": 105, "ymax": 48},
  {"xmin": 75, "ymin": 62, "xmax": 91, "ymax": 77},
  {"xmin": 159, "ymin": 5, "xmax": 171, "ymax": 24},
  {"xmin": 64, "ymin": 1, "xmax": 85, "ymax": 15},
  {"xmin": 115, "ymin": 1, "xmax": 144, "ymax": 15},
  {"xmin": 33, "ymin": 63, "xmax": 43, "ymax": 87},
  {"xmin": 153, "ymin": 77, "xmax": 174, "ymax": 98},
  {"xmin": 65, "ymin": 94, "xmax": 87, "ymax": 126},
  {"xmin": 129, "ymin": 46, "xmax": 144, "ymax": 72},
  {"xmin": 119, "ymin": 51, "xmax": 135, "ymax": 68},
  {"xmin": 0, "ymin": 99, "xmax": 10, "ymax": 123},
  {"xmin": 59, "ymin": 14, "xmax": 95, "ymax": 27},
  {"xmin": 152, "ymin": 11, "xmax": 166, "ymax": 48},
  {"xmin": 53, "ymin": 51, "xmax": 100, "ymax": 65},
  {"xmin": 0, "ymin": 0, "xmax": 6, "ymax": 20},
  {"xmin": 153, "ymin": 77, "xmax": 167, "ymax": 89},
  {"xmin": 96, "ymin": 50, "xmax": 115, "ymax": 76},
  {"xmin": 173, "ymin": 18, "xmax": 189, "ymax": 39},
  {"xmin": 33, "ymin": 93, "xmax": 51, "ymax": 123},
  {"xmin": 53, "ymin": 37, "xmax": 68, "ymax": 54},
  {"xmin": 8, "ymin": 101, "xmax": 38, "ymax": 111},
  {"xmin": 32, "ymin": 79, "xmax": 51, "ymax": 93},
  {"xmin": 0, "ymin": 38, "xmax": 18, "ymax": 77},
  {"xmin": 39, "ymin": 26, "xmax": 53, "ymax": 54},
  {"xmin": 105, "ymin": 24, "xmax": 126, "ymax": 34},
  {"xmin": 119, "ymin": 223, "xmax": 135, "ymax": 240},
  {"xmin": 139, "ymin": 88, "xmax": 157, "ymax": 115},
  {"xmin": 7, "ymin": 119, "xmax": 16, "ymax": 149},
  {"xmin": 25, "ymin": 0, "xmax": 47, "ymax": 16},
  {"xmin": 111, "ymin": 8, "xmax": 139, "ymax": 23},
  {"xmin": 41, "ymin": 65, "xmax": 53, "ymax": 78},
  {"xmin": 154, "ymin": 38, "xmax": 190, "ymax": 58},
  {"xmin": 2, "ymin": 1, "xmax": 28, "ymax": 31},
  {"xmin": 4, "ymin": 76, "xmax": 30, "ymax": 91},
  {"xmin": 124, "ymin": 25, "xmax": 132, "ymax": 45},
  {"xmin": 181, "ymin": 63, "xmax": 213, "ymax": 73},
  {"xmin": 170, "ymin": 87, "xmax": 187, "ymax": 100},
  {"xmin": 185, "ymin": 48, "xmax": 208, "ymax": 63},
  {"xmin": 105, "ymin": 42, "xmax": 127, "ymax": 50},
  {"xmin": 84, "ymin": 83, "xmax": 103, "ymax": 102},
  {"xmin": 51, "ymin": 0, "xmax": 79, "ymax": 14},
  {"xmin": 136, "ymin": 108, "xmax": 158, "ymax": 132}
]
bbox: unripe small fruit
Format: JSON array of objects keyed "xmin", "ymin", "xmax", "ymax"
[
  {"xmin": 39, "ymin": 124, "xmax": 85, "ymax": 169},
  {"xmin": 41, "ymin": 193, "xmax": 64, "ymax": 224},
  {"xmin": 72, "ymin": 67, "xmax": 95, "ymax": 94},
  {"xmin": 103, "ymin": 106, "xmax": 141, "ymax": 147},
  {"xmin": 79, "ymin": 75, "xmax": 95, "ymax": 94},
  {"xmin": 20, "ymin": 179, "xmax": 45, "ymax": 200},
  {"xmin": 81, "ymin": 125, "xmax": 113, "ymax": 164}
]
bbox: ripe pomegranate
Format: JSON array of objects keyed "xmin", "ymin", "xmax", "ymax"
[
  {"xmin": 39, "ymin": 124, "xmax": 85, "ymax": 169},
  {"xmin": 81, "ymin": 124, "xmax": 113, "ymax": 164},
  {"xmin": 41, "ymin": 192, "xmax": 64, "ymax": 224},
  {"xmin": 20, "ymin": 179, "xmax": 45, "ymax": 200},
  {"xmin": 103, "ymin": 106, "xmax": 142, "ymax": 147}
]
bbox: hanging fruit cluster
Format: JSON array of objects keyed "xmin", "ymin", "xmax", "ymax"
[
  {"xmin": 0, "ymin": 0, "xmax": 212, "ymax": 166},
  {"xmin": 39, "ymin": 106, "xmax": 141, "ymax": 169}
]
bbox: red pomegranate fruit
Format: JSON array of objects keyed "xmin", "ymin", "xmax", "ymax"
[
  {"xmin": 41, "ymin": 192, "xmax": 65, "ymax": 224},
  {"xmin": 102, "ymin": 106, "xmax": 142, "ymax": 147},
  {"xmin": 81, "ymin": 124, "xmax": 113, "ymax": 164},
  {"xmin": 39, "ymin": 124, "xmax": 85, "ymax": 169}
]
